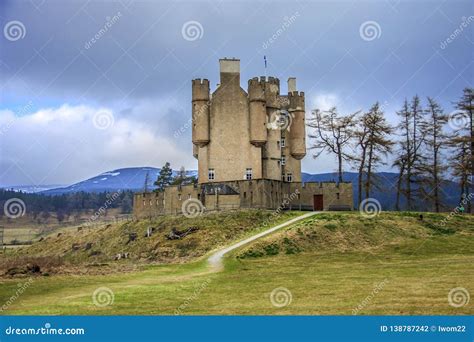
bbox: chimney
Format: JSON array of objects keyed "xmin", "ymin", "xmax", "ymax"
[
  {"xmin": 219, "ymin": 58, "xmax": 240, "ymax": 86},
  {"xmin": 288, "ymin": 77, "xmax": 297, "ymax": 93}
]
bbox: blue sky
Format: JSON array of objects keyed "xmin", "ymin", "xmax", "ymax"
[{"xmin": 0, "ymin": 0, "xmax": 472, "ymax": 186}]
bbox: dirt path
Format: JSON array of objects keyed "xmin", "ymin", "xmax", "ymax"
[{"xmin": 207, "ymin": 211, "xmax": 319, "ymax": 270}]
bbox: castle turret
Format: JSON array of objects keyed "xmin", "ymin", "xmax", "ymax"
[
  {"xmin": 192, "ymin": 78, "xmax": 210, "ymax": 147},
  {"xmin": 248, "ymin": 77, "xmax": 267, "ymax": 147},
  {"xmin": 288, "ymin": 78, "xmax": 306, "ymax": 160}
]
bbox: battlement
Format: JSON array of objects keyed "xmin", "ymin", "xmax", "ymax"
[
  {"xmin": 288, "ymin": 91, "xmax": 305, "ymax": 110},
  {"xmin": 192, "ymin": 78, "xmax": 210, "ymax": 85},
  {"xmin": 248, "ymin": 78, "xmax": 266, "ymax": 101},
  {"xmin": 192, "ymin": 79, "xmax": 210, "ymax": 101}
]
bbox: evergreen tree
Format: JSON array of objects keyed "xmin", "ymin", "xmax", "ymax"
[{"xmin": 154, "ymin": 162, "xmax": 173, "ymax": 192}]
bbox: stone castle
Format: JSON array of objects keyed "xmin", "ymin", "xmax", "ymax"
[{"xmin": 133, "ymin": 58, "xmax": 352, "ymax": 218}]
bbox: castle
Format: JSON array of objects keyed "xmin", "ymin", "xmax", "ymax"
[{"xmin": 133, "ymin": 59, "xmax": 352, "ymax": 218}]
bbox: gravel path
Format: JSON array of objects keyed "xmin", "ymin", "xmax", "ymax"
[{"xmin": 207, "ymin": 211, "xmax": 319, "ymax": 270}]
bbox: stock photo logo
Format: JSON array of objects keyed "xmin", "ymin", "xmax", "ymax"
[
  {"xmin": 181, "ymin": 198, "xmax": 205, "ymax": 218},
  {"xmin": 3, "ymin": 20, "xmax": 26, "ymax": 41},
  {"xmin": 359, "ymin": 21, "xmax": 382, "ymax": 41},
  {"xmin": 92, "ymin": 110, "xmax": 115, "ymax": 130},
  {"xmin": 92, "ymin": 287, "xmax": 115, "ymax": 307},
  {"xmin": 270, "ymin": 287, "xmax": 293, "ymax": 308},
  {"xmin": 266, "ymin": 110, "xmax": 294, "ymax": 131},
  {"xmin": 448, "ymin": 287, "xmax": 470, "ymax": 308},
  {"xmin": 447, "ymin": 110, "xmax": 470, "ymax": 130},
  {"xmin": 3, "ymin": 198, "xmax": 26, "ymax": 219},
  {"xmin": 359, "ymin": 198, "xmax": 382, "ymax": 218},
  {"xmin": 181, "ymin": 21, "xmax": 204, "ymax": 41}
]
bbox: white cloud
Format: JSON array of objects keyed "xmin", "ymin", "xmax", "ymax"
[
  {"xmin": 311, "ymin": 93, "xmax": 339, "ymax": 111},
  {"xmin": 0, "ymin": 104, "xmax": 194, "ymax": 186}
]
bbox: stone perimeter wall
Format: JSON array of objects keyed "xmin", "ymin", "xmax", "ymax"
[{"xmin": 133, "ymin": 180, "xmax": 353, "ymax": 219}]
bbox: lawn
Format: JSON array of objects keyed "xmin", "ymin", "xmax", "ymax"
[{"xmin": 0, "ymin": 211, "xmax": 472, "ymax": 315}]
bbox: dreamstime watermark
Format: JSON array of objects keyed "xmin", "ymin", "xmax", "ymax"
[
  {"xmin": 447, "ymin": 109, "xmax": 470, "ymax": 131},
  {"xmin": 85, "ymin": 191, "xmax": 120, "ymax": 226},
  {"xmin": 92, "ymin": 287, "xmax": 114, "ymax": 307},
  {"xmin": 92, "ymin": 109, "xmax": 115, "ymax": 130},
  {"xmin": 262, "ymin": 189, "xmax": 300, "ymax": 227},
  {"xmin": 174, "ymin": 279, "xmax": 211, "ymax": 314},
  {"xmin": 352, "ymin": 278, "xmax": 389, "ymax": 314},
  {"xmin": 359, "ymin": 21, "xmax": 382, "ymax": 41},
  {"xmin": 359, "ymin": 198, "xmax": 382, "ymax": 218},
  {"xmin": 270, "ymin": 287, "xmax": 293, "ymax": 308},
  {"xmin": 181, "ymin": 21, "xmax": 204, "ymax": 41},
  {"xmin": 1, "ymin": 101, "xmax": 34, "ymax": 136},
  {"xmin": 266, "ymin": 109, "xmax": 294, "ymax": 131},
  {"xmin": 3, "ymin": 20, "xmax": 26, "ymax": 41},
  {"xmin": 84, "ymin": 12, "xmax": 123, "ymax": 50},
  {"xmin": 1, "ymin": 278, "xmax": 34, "ymax": 312},
  {"xmin": 3, "ymin": 198, "xmax": 26, "ymax": 219},
  {"xmin": 181, "ymin": 198, "xmax": 205, "ymax": 218},
  {"xmin": 440, "ymin": 16, "xmax": 474, "ymax": 50},
  {"xmin": 174, "ymin": 101, "xmax": 210, "ymax": 139},
  {"xmin": 5, "ymin": 323, "xmax": 85, "ymax": 336},
  {"xmin": 262, "ymin": 12, "xmax": 300, "ymax": 49},
  {"xmin": 448, "ymin": 287, "xmax": 470, "ymax": 308},
  {"xmin": 438, "ymin": 192, "xmax": 473, "ymax": 227}
]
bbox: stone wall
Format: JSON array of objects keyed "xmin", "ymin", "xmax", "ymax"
[{"xmin": 133, "ymin": 180, "xmax": 353, "ymax": 218}]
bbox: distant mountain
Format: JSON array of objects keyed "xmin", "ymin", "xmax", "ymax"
[
  {"xmin": 0, "ymin": 184, "xmax": 65, "ymax": 193},
  {"xmin": 4, "ymin": 167, "xmax": 460, "ymax": 211},
  {"xmin": 39, "ymin": 167, "xmax": 197, "ymax": 195}
]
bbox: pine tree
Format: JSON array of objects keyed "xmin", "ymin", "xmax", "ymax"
[{"xmin": 154, "ymin": 162, "xmax": 173, "ymax": 192}]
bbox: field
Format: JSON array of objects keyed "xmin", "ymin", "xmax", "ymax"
[{"xmin": 0, "ymin": 211, "xmax": 472, "ymax": 315}]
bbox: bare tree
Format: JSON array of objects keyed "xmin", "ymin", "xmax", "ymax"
[
  {"xmin": 362, "ymin": 103, "xmax": 393, "ymax": 199},
  {"xmin": 393, "ymin": 96, "xmax": 426, "ymax": 211},
  {"xmin": 419, "ymin": 98, "xmax": 449, "ymax": 212},
  {"xmin": 393, "ymin": 99, "xmax": 411, "ymax": 211},
  {"xmin": 454, "ymin": 88, "xmax": 474, "ymax": 212},
  {"xmin": 308, "ymin": 107, "xmax": 358, "ymax": 182},
  {"xmin": 448, "ymin": 135, "xmax": 471, "ymax": 212},
  {"xmin": 352, "ymin": 103, "xmax": 393, "ymax": 205}
]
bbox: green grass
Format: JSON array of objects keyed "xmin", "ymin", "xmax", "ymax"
[{"xmin": 0, "ymin": 211, "xmax": 473, "ymax": 315}]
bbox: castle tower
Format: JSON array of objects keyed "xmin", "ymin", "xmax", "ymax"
[
  {"xmin": 192, "ymin": 79, "xmax": 210, "ymax": 149},
  {"xmin": 193, "ymin": 59, "xmax": 305, "ymax": 184}
]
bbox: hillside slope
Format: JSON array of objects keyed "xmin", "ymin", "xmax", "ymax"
[
  {"xmin": 1, "ymin": 210, "xmax": 299, "ymax": 275},
  {"xmin": 236, "ymin": 211, "xmax": 474, "ymax": 258}
]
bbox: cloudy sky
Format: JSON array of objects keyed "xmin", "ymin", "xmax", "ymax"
[{"xmin": 0, "ymin": 0, "xmax": 472, "ymax": 186}]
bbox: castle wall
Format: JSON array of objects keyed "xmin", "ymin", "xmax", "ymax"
[{"xmin": 133, "ymin": 180, "xmax": 353, "ymax": 219}]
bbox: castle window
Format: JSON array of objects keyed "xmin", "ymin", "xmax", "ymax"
[
  {"xmin": 178, "ymin": 194, "xmax": 181, "ymax": 200},
  {"xmin": 149, "ymin": 200, "xmax": 153, "ymax": 205},
  {"xmin": 156, "ymin": 200, "xmax": 160, "ymax": 205},
  {"xmin": 281, "ymin": 138, "xmax": 286, "ymax": 147},
  {"xmin": 277, "ymin": 160, "xmax": 281, "ymax": 168},
  {"xmin": 281, "ymin": 156, "xmax": 286, "ymax": 165},
  {"xmin": 286, "ymin": 173, "xmax": 293, "ymax": 182},
  {"xmin": 243, "ymin": 191, "xmax": 247, "ymax": 198},
  {"xmin": 143, "ymin": 200, "xmax": 146, "ymax": 206},
  {"xmin": 245, "ymin": 168, "xmax": 253, "ymax": 180},
  {"xmin": 208, "ymin": 168, "xmax": 215, "ymax": 180},
  {"xmin": 188, "ymin": 194, "xmax": 191, "ymax": 199},
  {"xmin": 277, "ymin": 141, "xmax": 280, "ymax": 149},
  {"xmin": 336, "ymin": 192, "xmax": 340, "ymax": 199}
]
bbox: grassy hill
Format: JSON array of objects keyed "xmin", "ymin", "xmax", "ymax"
[
  {"xmin": 0, "ymin": 210, "xmax": 472, "ymax": 315},
  {"xmin": 1, "ymin": 210, "xmax": 300, "ymax": 275}
]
